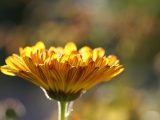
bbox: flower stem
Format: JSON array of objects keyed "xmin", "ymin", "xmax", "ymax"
[{"xmin": 58, "ymin": 101, "xmax": 68, "ymax": 120}]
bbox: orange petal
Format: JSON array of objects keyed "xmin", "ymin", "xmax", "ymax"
[
  {"xmin": 79, "ymin": 46, "xmax": 92, "ymax": 53},
  {"xmin": 93, "ymin": 48, "xmax": 105, "ymax": 61},
  {"xmin": 64, "ymin": 42, "xmax": 77, "ymax": 54},
  {"xmin": 108, "ymin": 55, "xmax": 119, "ymax": 66}
]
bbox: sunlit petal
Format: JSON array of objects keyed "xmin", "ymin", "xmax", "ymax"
[{"xmin": 64, "ymin": 42, "xmax": 77, "ymax": 54}]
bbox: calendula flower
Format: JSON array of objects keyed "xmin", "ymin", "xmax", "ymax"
[{"xmin": 1, "ymin": 41, "xmax": 124, "ymax": 120}]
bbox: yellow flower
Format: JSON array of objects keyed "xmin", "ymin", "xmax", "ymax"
[{"xmin": 1, "ymin": 41, "xmax": 124, "ymax": 101}]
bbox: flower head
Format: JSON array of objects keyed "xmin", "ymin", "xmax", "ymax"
[{"xmin": 1, "ymin": 41, "xmax": 124, "ymax": 101}]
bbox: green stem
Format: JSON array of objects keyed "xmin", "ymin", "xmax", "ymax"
[{"xmin": 58, "ymin": 101, "xmax": 68, "ymax": 120}]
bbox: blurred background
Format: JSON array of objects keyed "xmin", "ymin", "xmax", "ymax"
[{"xmin": 0, "ymin": 0, "xmax": 160, "ymax": 120}]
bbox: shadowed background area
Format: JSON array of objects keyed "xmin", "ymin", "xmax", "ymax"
[{"xmin": 0, "ymin": 0, "xmax": 160, "ymax": 120}]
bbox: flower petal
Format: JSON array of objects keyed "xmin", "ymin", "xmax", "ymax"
[
  {"xmin": 0, "ymin": 65, "xmax": 17, "ymax": 76},
  {"xmin": 35, "ymin": 41, "xmax": 45, "ymax": 49},
  {"xmin": 64, "ymin": 42, "xmax": 77, "ymax": 54},
  {"xmin": 93, "ymin": 48, "xmax": 105, "ymax": 61}
]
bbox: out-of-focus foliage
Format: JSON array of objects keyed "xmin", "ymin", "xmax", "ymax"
[{"xmin": 0, "ymin": 0, "xmax": 160, "ymax": 120}]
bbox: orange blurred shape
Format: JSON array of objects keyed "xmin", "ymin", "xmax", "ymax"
[{"xmin": 70, "ymin": 112, "xmax": 81, "ymax": 120}]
